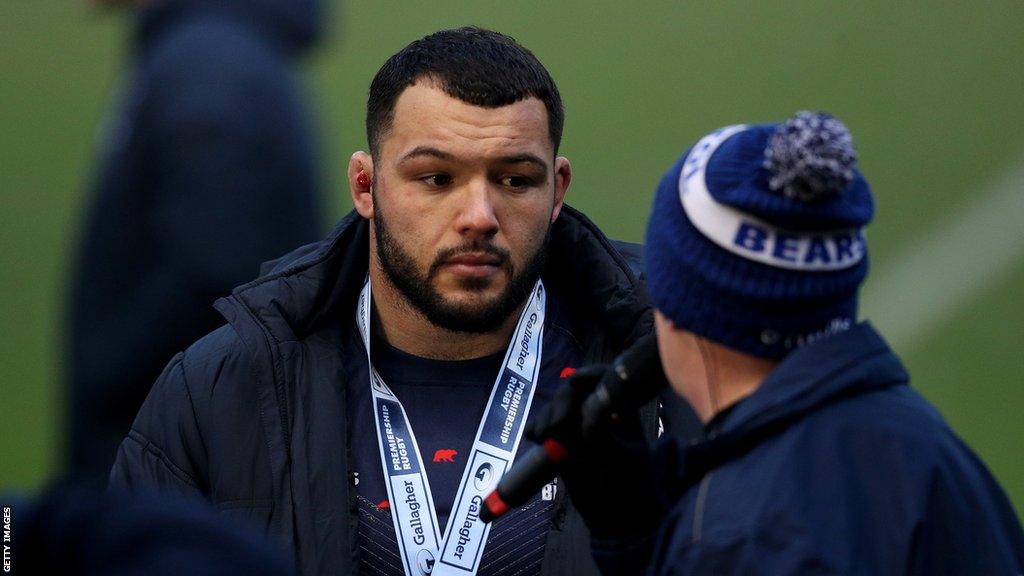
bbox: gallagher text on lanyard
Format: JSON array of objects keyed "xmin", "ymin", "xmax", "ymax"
[{"xmin": 357, "ymin": 277, "xmax": 546, "ymax": 576}]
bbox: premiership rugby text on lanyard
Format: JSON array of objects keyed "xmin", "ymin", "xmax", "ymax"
[{"xmin": 357, "ymin": 277, "xmax": 546, "ymax": 576}]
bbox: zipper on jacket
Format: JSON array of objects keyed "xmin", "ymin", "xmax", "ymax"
[
  {"xmin": 231, "ymin": 294, "xmax": 292, "ymax": 458},
  {"xmin": 692, "ymin": 472, "xmax": 713, "ymax": 544}
]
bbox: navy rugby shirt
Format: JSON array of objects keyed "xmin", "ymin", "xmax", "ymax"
[{"xmin": 344, "ymin": 290, "xmax": 583, "ymax": 576}]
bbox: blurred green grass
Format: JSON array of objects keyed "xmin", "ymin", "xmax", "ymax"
[{"xmin": 1, "ymin": 1, "xmax": 1021, "ymax": 517}]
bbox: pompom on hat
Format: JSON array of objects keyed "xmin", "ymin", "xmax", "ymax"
[{"xmin": 644, "ymin": 112, "xmax": 874, "ymax": 359}]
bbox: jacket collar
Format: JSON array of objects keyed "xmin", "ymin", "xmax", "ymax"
[
  {"xmin": 661, "ymin": 323, "xmax": 911, "ymax": 493},
  {"xmin": 713, "ymin": 322, "xmax": 910, "ymax": 439},
  {"xmin": 221, "ymin": 206, "xmax": 652, "ymax": 351}
]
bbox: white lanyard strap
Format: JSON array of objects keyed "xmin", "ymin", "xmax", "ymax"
[{"xmin": 357, "ymin": 277, "xmax": 546, "ymax": 576}]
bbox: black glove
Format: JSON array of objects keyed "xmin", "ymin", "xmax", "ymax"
[{"xmin": 525, "ymin": 364, "xmax": 664, "ymax": 542}]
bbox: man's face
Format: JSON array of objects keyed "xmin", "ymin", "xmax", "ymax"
[{"xmin": 358, "ymin": 82, "xmax": 570, "ymax": 333}]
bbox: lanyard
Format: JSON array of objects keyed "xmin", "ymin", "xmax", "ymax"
[{"xmin": 357, "ymin": 277, "xmax": 546, "ymax": 576}]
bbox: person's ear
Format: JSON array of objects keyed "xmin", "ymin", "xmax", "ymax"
[
  {"xmin": 348, "ymin": 152, "xmax": 374, "ymax": 219},
  {"xmin": 550, "ymin": 156, "xmax": 572, "ymax": 222}
]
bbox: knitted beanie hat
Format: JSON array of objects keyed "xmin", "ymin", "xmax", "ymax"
[{"xmin": 644, "ymin": 112, "xmax": 874, "ymax": 359}]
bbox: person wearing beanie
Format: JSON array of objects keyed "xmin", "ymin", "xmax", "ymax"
[{"xmin": 530, "ymin": 112, "xmax": 1024, "ymax": 574}]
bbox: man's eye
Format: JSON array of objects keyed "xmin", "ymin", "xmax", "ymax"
[
  {"xmin": 422, "ymin": 174, "xmax": 452, "ymax": 187},
  {"xmin": 502, "ymin": 175, "xmax": 534, "ymax": 189}
]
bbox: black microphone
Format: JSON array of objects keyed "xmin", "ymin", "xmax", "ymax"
[
  {"xmin": 480, "ymin": 332, "xmax": 667, "ymax": 523},
  {"xmin": 580, "ymin": 331, "xmax": 668, "ymax": 432}
]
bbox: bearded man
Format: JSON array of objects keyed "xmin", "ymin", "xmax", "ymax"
[{"xmin": 111, "ymin": 26, "xmax": 696, "ymax": 576}]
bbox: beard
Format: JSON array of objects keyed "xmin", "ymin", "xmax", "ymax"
[{"xmin": 374, "ymin": 201, "xmax": 550, "ymax": 334}]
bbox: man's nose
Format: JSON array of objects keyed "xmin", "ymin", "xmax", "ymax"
[{"xmin": 455, "ymin": 180, "xmax": 499, "ymax": 237}]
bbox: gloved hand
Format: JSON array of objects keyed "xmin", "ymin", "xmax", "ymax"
[{"xmin": 525, "ymin": 364, "xmax": 664, "ymax": 542}]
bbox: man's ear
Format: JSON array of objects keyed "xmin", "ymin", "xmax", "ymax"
[
  {"xmin": 551, "ymin": 156, "xmax": 571, "ymax": 222},
  {"xmin": 348, "ymin": 151, "xmax": 374, "ymax": 219}
]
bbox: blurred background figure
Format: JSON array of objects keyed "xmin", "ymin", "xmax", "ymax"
[
  {"xmin": 66, "ymin": 0, "xmax": 327, "ymax": 481},
  {"xmin": 3, "ymin": 484, "xmax": 293, "ymax": 575}
]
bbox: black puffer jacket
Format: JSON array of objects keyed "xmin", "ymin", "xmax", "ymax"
[{"xmin": 111, "ymin": 207, "xmax": 699, "ymax": 575}]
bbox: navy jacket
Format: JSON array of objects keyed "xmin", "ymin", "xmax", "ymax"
[
  {"xmin": 110, "ymin": 207, "xmax": 699, "ymax": 575},
  {"xmin": 603, "ymin": 323, "xmax": 1024, "ymax": 575},
  {"xmin": 68, "ymin": 0, "xmax": 324, "ymax": 480}
]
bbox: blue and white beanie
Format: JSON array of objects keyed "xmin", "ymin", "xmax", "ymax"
[{"xmin": 645, "ymin": 111, "xmax": 874, "ymax": 359}]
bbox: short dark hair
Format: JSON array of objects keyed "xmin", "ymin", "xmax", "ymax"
[{"xmin": 366, "ymin": 26, "xmax": 564, "ymax": 158}]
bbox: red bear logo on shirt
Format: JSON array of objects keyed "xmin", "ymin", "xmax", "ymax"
[{"xmin": 433, "ymin": 449, "xmax": 458, "ymax": 463}]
